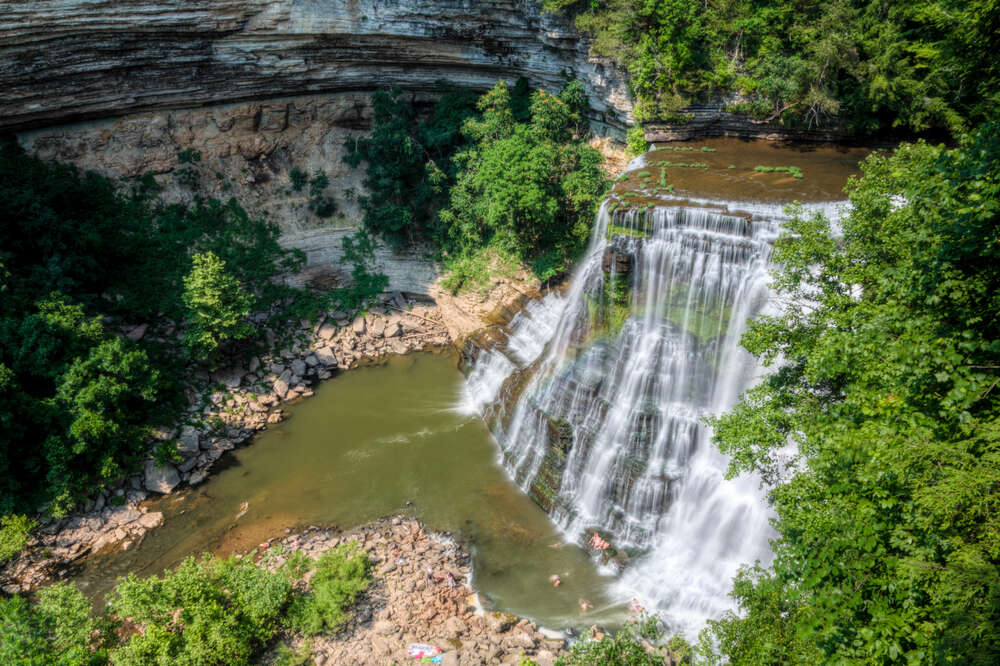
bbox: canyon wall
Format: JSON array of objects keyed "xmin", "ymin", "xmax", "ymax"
[{"xmin": 3, "ymin": 0, "xmax": 631, "ymax": 294}]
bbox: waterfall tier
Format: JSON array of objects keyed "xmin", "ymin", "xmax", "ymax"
[{"xmin": 462, "ymin": 198, "xmax": 843, "ymax": 634}]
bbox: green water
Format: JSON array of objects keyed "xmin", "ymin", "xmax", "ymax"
[{"xmin": 74, "ymin": 351, "xmax": 623, "ymax": 629}]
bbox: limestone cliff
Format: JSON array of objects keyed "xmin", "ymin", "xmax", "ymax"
[
  {"xmin": 3, "ymin": 1, "xmax": 631, "ymax": 294},
  {"xmin": 0, "ymin": 0, "xmax": 631, "ymax": 133}
]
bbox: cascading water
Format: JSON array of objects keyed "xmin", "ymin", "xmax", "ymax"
[{"xmin": 461, "ymin": 191, "xmax": 844, "ymax": 635}]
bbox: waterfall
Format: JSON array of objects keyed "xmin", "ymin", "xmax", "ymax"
[{"xmin": 460, "ymin": 195, "xmax": 843, "ymax": 635}]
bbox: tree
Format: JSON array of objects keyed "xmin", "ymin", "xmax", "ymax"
[
  {"xmin": 109, "ymin": 555, "xmax": 292, "ymax": 666},
  {"xmin": 181, "ymin": 251, "xmax": 255, "ymax": 362},
  {"xmin": 0, "ymin": 583, "xmax": 108, "ymax": 666},
  {"xmin": 438, "ymin": 80, "xmax": 607, "ymax": 283},
  {"xmin": 702, "ymin": 124, "xmax": 1000, "ymax": 664}
]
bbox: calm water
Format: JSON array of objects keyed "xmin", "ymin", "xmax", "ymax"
[{"xmin": 74, "ymin": 351, "xmax": 624, "ymax": 629}]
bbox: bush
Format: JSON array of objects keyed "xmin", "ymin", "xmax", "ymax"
[
  {"xmin": 0, "ymin": 137, "xmax": 318, "ymax": 519},
  {"xmin": 0, "ymin": 582, "xmax": 109, "ymax": 666},
  {"xmin": 108, "ymin": 554, "xmax": 293, "ymax": 666},
  {"xmin": 626, "ymin": 126, "xmax": 649, "ymax": 158},
  {"xmin": 286, "ymin": 545, "xmax": 371, "ymax": 636},
  {"xmin": 0, "ymin": 514, "xmax": 35, "ymax": 564},
  {"xmin": 289, "ymin": 168, "xmax": 308, "ymax": 192}
]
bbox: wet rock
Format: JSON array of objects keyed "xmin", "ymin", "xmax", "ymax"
[
  {"xmin": 143, "ymin": 460, "xmax": 181, "ymax": 494},
  {"xmin": 137, "ymin": 511, "xmax": 164, "ymax": 530},
  {"xmin": 178, "ymin": 456, "xmax": 200, "ymax": 473}
]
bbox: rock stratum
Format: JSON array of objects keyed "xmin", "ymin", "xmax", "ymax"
[
  {"xmin": 3, "ymin": 0, "xmax": 630, "ymax": 293},
  {"xmin": 0, "ymin": 0, "xmax": 631, "ymax": 133}
]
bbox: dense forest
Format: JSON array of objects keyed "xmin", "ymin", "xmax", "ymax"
[
  {"xmin": 344, "ymin": 78, "xmax": 607, "ymax": 286},
  {"xmin": 546, "ymin": 0, "xmax": 999, "ymax": 135},
  {"xmin": 698, "ymin": 123, "xmax": 1000, "ymax": 664},
  {"xmin": 0, "ymin": 141, "xmax": 385, "ymax": 523}
]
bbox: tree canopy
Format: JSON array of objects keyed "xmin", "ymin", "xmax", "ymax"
[
  {"xmin": 700, "ymin": 123, "xmax": 1000, "ymax": 663},
  {"xmin": 0, "ymin": 140, "xmax": 314, "ymax": 516},
  {"xmin": 546, "ymin": 1, "xmax": 1000, "ymax": 135},
  {"xmin": 344, "ymin": 78, "xmax": 608, "ymax": 287}
]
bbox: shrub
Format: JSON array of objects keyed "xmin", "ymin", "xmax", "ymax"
[
  {"xmin": 108, "ymin": 554, "xmax": 292, "ymax": 665},
  {"xmin": 0, "ymin": 514, "xmax": 36, "ymax": 564},
  {"xmin": 626, "ymin": 125, "xmax": 649, "ymax": 158},
  {"xmin": 286, "ymin": 545, "xmax": 372, "ymax": 636},
  {"xmin": 289, "ymin": 168, "xmax": 308, "ymax": 192},
  {"xmin": 0, "ymin": 583, "xmax": 109, "ymax": 666}
]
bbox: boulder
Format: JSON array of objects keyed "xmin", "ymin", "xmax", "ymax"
[
  {"xmin": 177, "ymin": 425, "xmax": 200, "ymax": 456},
  {"xmin": 370, "ymin": 318, "xmax": 387, "ymax": 338},
  {"xmin": 212, "ymin": 367, "xmax": 242, "ymax": 389},
  {"xmin": 315, "ymin": 346, "xmax": 338, "ymax": 367},
  {"xmin": 144, "ymin": 461, "xmax": 181, "ymax": 494},
  {"xmin": 291, "ymin": 358, "xmax": 306, "ymax": 376},
  {"xmin": 249, "ymin": 356, "xmax": 261, "ymax": 373},
  {"xmin": 125, "ymin": 323, "xmax": 148, "ymax": 341},
  {"xmin": 137, "ymin": 511, "xmax": 164, "ymax": 530},
  {"xmin": 273, "ymin": 378, "xmax": 289, "ymax": 398},
  {"xmin": 318, "ymin": 322, "xmax": 338, "ymax": 341},
  {"xmin": 352, "ymin": 317, "xmax": 367, "ymax": 335}
]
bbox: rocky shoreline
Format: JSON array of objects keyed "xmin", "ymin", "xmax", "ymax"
[
  {"xmin": 1, "ymin": 276, "xmax": 535, "ymax": 595},
  {"xmin": 264, "ymin": 517, "xmax": 567, "ymax": 665}
]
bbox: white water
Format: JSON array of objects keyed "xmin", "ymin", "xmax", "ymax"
[{"xmin": 461, "ymin": 197, "xmax": 838, "ymax": 636}]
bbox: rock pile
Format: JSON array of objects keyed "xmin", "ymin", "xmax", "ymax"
[{"xmin": 264, "ymin": 517, "xmax": 567, "ymax": 666}]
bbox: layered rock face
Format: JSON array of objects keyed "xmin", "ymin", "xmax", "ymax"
[
  {"xmin": 0, "ymin": 0, "xmax": 631, "ymax": 133},
  {"xmin": 3, "ymin": 0, "xmax": 630, "ymax": 293}
]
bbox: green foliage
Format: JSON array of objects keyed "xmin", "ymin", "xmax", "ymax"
[
  {"xmin": 343, "ymin": 82, "xmax": 479, "ymax": 250},
  {"xmin": 306, "ymin": 171, "xmax": 337, "ymax": 218},
  {"xmin": 0, "ymin": 514, "xmax": 36, "ymax": 564},
  {"xmin": 702, "ymin": 124, "xmax": 1000, "ymax": 664},
  {"xmin": 438, "ymin": 79, "xmax": 608, "ymax": 284},
  {"xmin": 626, "ymin": 126, "xmax": 649, "ymax": 158},
  {"xmin": 345, "ymin": 79, "xmax": 606, "ymax": 287},
  {"xmin": 0, "ymin": 583, "xmax": 109, "ymax": 665},
  {"xmin": 546, "ymin": 1, "xmax": 1000, "ymax": 135},
  {"xmin": 333, "ymin": 231, "xmax": 389, "ymax": 310},
  {"xmin": 556, "ymin": 613, "xmax": 671, "ymax": 665},
  {"xmin": 289, "ymin": 168, "xmax": 308, "ymax": 192},
  {"xmin": 181, "ymin": 251, "xmax": 255, "ymax": 362},
  {"xmin": 108, "ymin": 554, "xmax": 292, "ymax": 666},
  {"xmin": 0, "ymin": 139, "xmax": 315, "ymax": 516},
  {"xmin": 285, "ymin": 545, "xmax": 371, "ymax": 636},
  {"xmin": 177, "ymin": 149, "xmax": 201, "ymax": 165}
]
